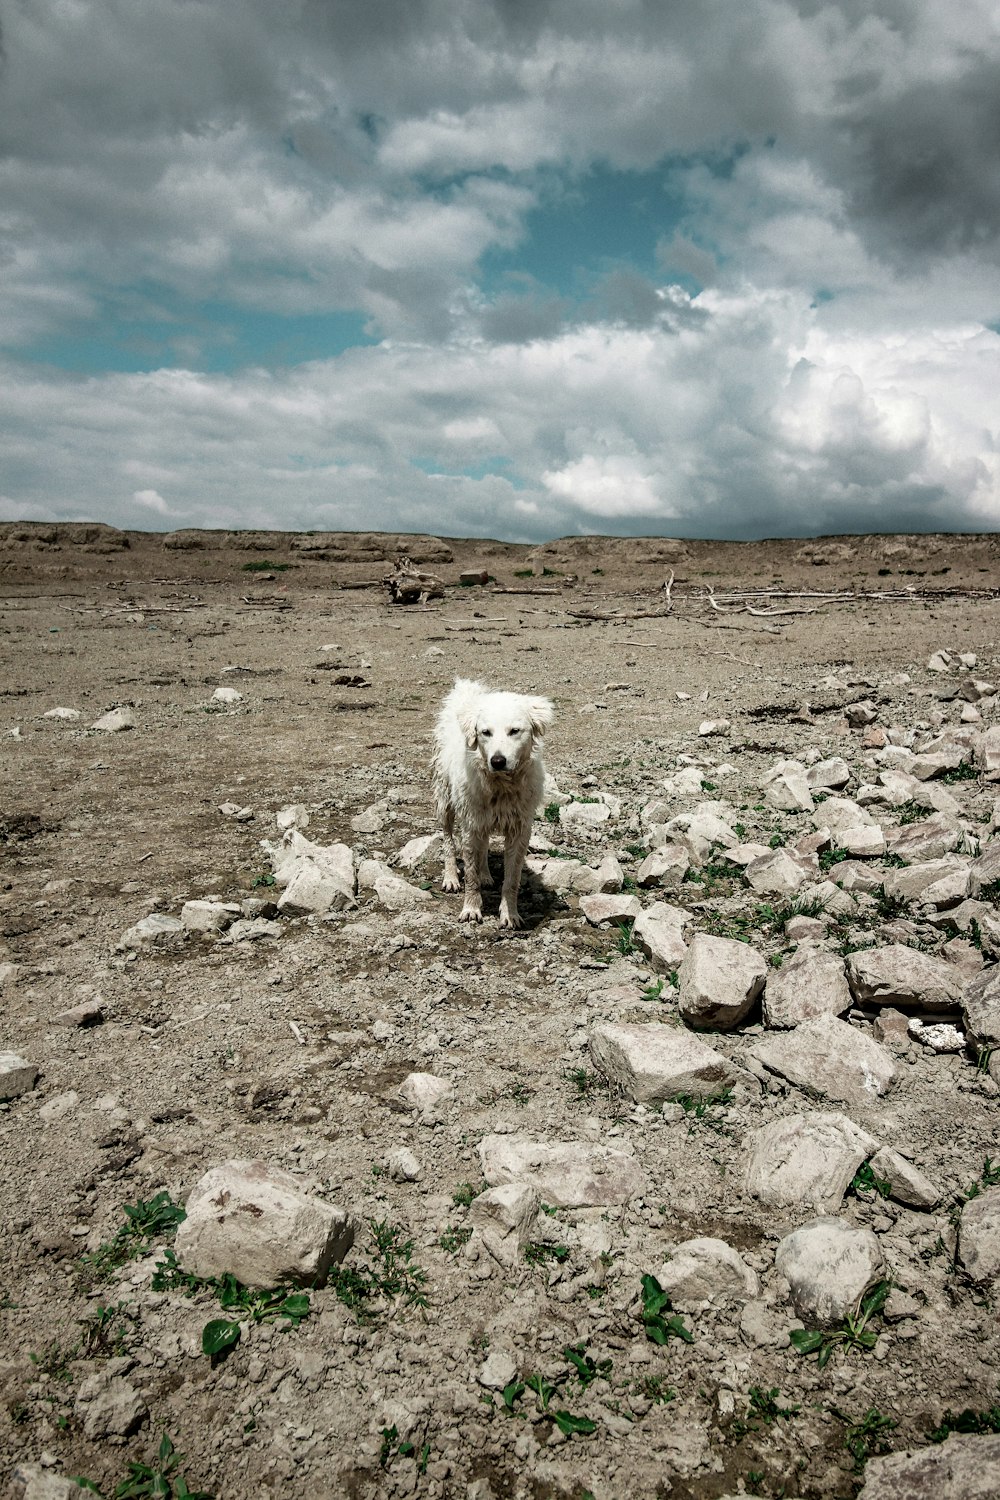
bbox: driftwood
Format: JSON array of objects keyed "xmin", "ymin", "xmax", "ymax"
[{"xmin": 383, "ymin": 555, "xmax": 444, "ymax": 605}]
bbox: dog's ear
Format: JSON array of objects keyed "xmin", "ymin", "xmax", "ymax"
[
  {"xmin": 527, "ymin": 696, "xmax": 555, "ymax": 739},
  {"xmin": 459, "ymin": 709, "xmax": 479, "ymax": 749}
]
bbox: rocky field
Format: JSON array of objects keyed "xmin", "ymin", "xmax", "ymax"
[{"xmin": 1, "ymin": 522, "xmax": 1000, "ymax": 1500}]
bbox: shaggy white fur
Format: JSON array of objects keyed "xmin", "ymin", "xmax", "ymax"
[{"xmin": 431, "ymin": 677, "xmax": 555, "ymax": 928}]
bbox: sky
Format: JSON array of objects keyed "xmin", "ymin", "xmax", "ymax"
[{"xmin": 2, "ymin": 0, "xmax": 999, "ymax": 542}]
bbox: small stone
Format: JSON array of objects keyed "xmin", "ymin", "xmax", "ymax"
[
  {"xmin": 54, "ymin": 1000, "xmax": 105, "ymax": 1028},
  {"xmin": 180, "ymin": 899, "xmax": 239, "ymax": 933},
  {"xmin": 276, "ymin": 804, "xmax": 310, "ymax": 833},
  {"xmin": 561, "ymin": 800, "xmax": 612, "ymax": 828},
  {"xmin": 477, "ymin": 1348, "xmax": 519, "ymax": 1391},
  {"xmin": 74, "ymin": 1371, "xmax": 147, "ymax": 1441},
  {"xmin": 958, "ymin": 1188, "xmax": 1000, "ymax": 1283},
  {"xmin": 927, "ymin": 650, "xmax": 953, "ymax": 673},
  {"xmin": 857, "ymin": 1434, "xmax": 1000, "ymax": 1499},
  {"xmin": 118, "ymin": 913, "xmax": 186, "ymax": 951},
  {"xmin": 745, "ymin": 1112, "xmax": 878, "ymax": 1213},
  {"xmin": 764, "ymin": 766, "xmax": 813, "ymax": 812},
  {"xmin": 750, "ymin": 1015, "xmax": 896, "ymax": 1107},
  {"xmin": 578, "ymin": 893, "xmax": 641, "ymax": 925},
  {"xmin": 963, "ymin": 966, "xmax": 1000, "ymax": 1047},
  {"xmin": 8, "ymin": 1465, "xmax": 87, "ymax": 1500},
  {"xmin": 655, "ymin": 1238, "xmax": 759, "ymax": 1311},
  {"xmin": 636, "ymin": 844, "xmax": 689, "ymax": 890},
  {"xmin": 698, "ymin": 719, "xmax": 730, "ymax": 737},
  {"xmin": 846, "ymin": 700, "xmax": 878, "ymax": 728},
  {"xmin": 385, "ymin": 1149, "xmax": 422, "ymax": 1183},
  {"xmin": 469, "ymin": 1183, "xmax": 540, "ymax": 1264},
  {"xmin": 744, "ymin": 849, "xmax": 808, "ymax": 896},
  {"xmin": 211, "ymin": 687, "xmax": 242, "ymax": 705},
  {"xmin": 868, "ymin": 1145, "xmax": 939, "ymax": 1209},
  {"xmin": 763, "ymin": 950, "xmax": 852, "ymax": 1028},
  {"xmin": 847, "ymin": 944, "xmax": 963, "ymax": 1009},
  {"xmin": 478, "ymin": 1135, "xmax": 644, "ymax": 1208},
  {"xmin": 632, "ymin": 902, "xmax": 691, "ymax": 970},
  {"xmin": 907, "ymin": 1017, "xmax": 965, "ymax": 1053},
  {"xmin": 43, "ymin": 707, "xmax": 81, "ymax": 721},
  {"xmin": 806, "ymin": 758, "xmax": 851, "ymax": 790},
  {"xmin": 399, "ymin": 1072, "xmax": 452, "ymax": 1112},
  {"xmin": 395, "ymin": 832, "xmax": 443, "ymax": 871}
]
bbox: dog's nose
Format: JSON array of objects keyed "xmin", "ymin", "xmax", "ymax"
[{"xmin": 490, "ymin": 752, "xmax": 507, "ymax": 771}]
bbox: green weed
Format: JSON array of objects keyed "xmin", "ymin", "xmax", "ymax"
[
  {"xmin": 326, "ymin": 1218, "xmax": 429, "ymax": 1323},
  {"xmin": 564, "ymin": 1067, "xmax": 600, "ymax": 1098},
  {"xmin": 789, "ymin": 1280, "xmax": 891, "ymax": 1367},
  {"xmin": 640, "ymin": 1275, "xmax": 693, "ymax": 1346},
  {"xmin": 830, "ymin": 1405, "xmax": 897, "ymax": 1471},
  {"xmin": 151, "ymin": 1248, "xmax": 311, "ymax": 1357},
  {"xmin": 927, "ymin": 1404, "xmax": 1000, "ymax": 1442},
  {"xmin": 849, "ymin": 1162, "xmax": 892, "ymax": 1199},
  {"xmin": 731, "ymin": 1386, "xmax": 800, "ymax": 1438},
  {"xmin": 79, "ymin": 1192, "xmax": 186, "ymax": 1283},
  {"xmin": 74, "ymin": 1431, "xmax": 212, "ymax": 1499},
  {"xmin": 543, "ymin": 803, "xmax": 561, "ymax": 824},
  {"xmin": 439, "ymin": 1226, "xmax": 473, "ymax": 1255},
  {"xmin": 525, "ymin": 1242, "xmax": 571, "ymax": 1267}
]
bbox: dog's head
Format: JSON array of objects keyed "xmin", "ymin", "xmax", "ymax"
[{"xmin": 461, "ymin": 690, "xmax": 554, "ymax": 775}]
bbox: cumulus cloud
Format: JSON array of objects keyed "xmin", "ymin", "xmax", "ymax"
[
  {"xmin": 2, "ymin": 287, "xmax": 997, "ymax": 539},
  {"xmin": 0, "ymin": 0, "xmax": 998, "ymax": 536}
]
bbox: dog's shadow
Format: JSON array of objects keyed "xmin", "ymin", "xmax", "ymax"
[{"xmin": 470, "ymin": 855, "xmax": 564, "ymax": 931}]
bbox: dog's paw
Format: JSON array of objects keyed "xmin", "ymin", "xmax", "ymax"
[
  {"xmin": 498, "ymin": 905, "xmax": 523, "ymax": 930},
  {"xmin": 478, "ymin": 870, "xmax": 495, "ymax": 889},
  {"xmin": 441, "ymin": 875, "xmax": 462, "ymax": 893},
  {"xmin": 459, "ymin": 904, "xmax": 483, "ymax": 924}
]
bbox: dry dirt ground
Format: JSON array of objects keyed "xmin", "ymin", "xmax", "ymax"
[{"xmin": 1, "ymin": 522, "xmax": 999, "ymax": 1500}]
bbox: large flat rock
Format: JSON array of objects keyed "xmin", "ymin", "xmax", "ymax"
[
  {"xmin": 847, "ymin": 944, "xmax": 963, "ymax": 1009},
  {"xmin": 750, "ymin": 1014, "xmax": 896, "ymax": 1107},
  {"xmin": 589, "ymin": 1021, "xmax": 737, "ymax": 1105},
  {"xmin": 478, "ymin": 1134, "xmax": 645, "ymax": 1208},
  {"xmin": 858, "ymin": 1435, "xmax": 1000, "ymax": 1499}
]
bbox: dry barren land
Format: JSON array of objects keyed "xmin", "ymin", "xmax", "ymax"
[{"xmin": 2, "ymin": 522, "xmax": 1000, "ymax": 1500}]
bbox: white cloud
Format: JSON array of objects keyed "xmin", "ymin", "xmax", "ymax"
[
  {"xmin": 2, "ymin": 288, "xmax": 997, "ymax": 539},
  {"xmin": 0, "ymin": 2, "xmax": 998, "ymax": 536}
]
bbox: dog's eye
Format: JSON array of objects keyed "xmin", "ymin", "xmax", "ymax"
[
  {"xmin": 480, "ymin": 728, "xmax": 492, "ymax": 738},
  {"xmin": 509, "ymin": 727, "xmax": 522, "ymax": 735}
]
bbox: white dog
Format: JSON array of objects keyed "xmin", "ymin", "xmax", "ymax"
[{"xmin": 432, "ymin": 678, "xmax": 555, "ymax": 928}]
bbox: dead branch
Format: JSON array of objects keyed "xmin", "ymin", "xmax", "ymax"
[{"xmin": 383, "ymin": 554, "xmax": 445, "ymax": 605}]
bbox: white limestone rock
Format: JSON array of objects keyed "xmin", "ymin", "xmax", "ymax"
[
  {"xmin": 763, "ymin": 950, "xmax": 852, "ymax": 1028},
  {"xmin": 745, "ymin": 1112, "xmax": 878, "ymax": 1213},
  {"xmin": 589, "ymin": 1022, "xmax": 737, "ymax": 1105},
  {"xmin": 470, "ymin": 1183, "xmax": 540, "ymax": 1265},
  {"xmin": 0, "ymin": 1052, "xmax": 39, "ymax": 1101},
  {"xmin": 174, "ymin": 1159, "xmax": 354, "ymax": 1289},
  {"xmin": 655, "ymin": 1237, "xmax": 759, "ymax": 1312},
  {"xmin": 958, "ymin": 1188, "xmax": 1000, "ymax": 1283},
  {"xmin": 847, "ymin": 944, "xmax": 963, "ymax": 1009},
  {"xmin": 678, "ymin": 932, "xmax": 767, "ymax": 1030},
  {"xmin": 776, "ymin": 1216, "xmax": 884, "ymax": 1324},
  {"xmin": 857, "ymin": 1435, "xmax": 1000, "ymax": 1500},
  {"xmin": 750, "ymin": 1015, "xmax": 896, "ymax": 1107},
  {"xmin": 478, "ymin": 1134, "xmax": 644, "ymax": 1208},
  {"xmin": 632, "ymin": 902, "xmax": 691, "ymax": 971}
]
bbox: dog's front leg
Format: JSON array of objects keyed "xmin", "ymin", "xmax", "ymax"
[
  {"xmin": 441, "ymin": 803, "xmax": 461, "ymax": 893},
  {"xmin": 459, "ymin": 833, "xmax": 486, "ymax": 922},
  {"xmin": 498, "ymin": 832, "xmax": 529, "ymax": 929}
]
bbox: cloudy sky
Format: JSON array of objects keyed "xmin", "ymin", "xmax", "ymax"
[{"xmin": 2, "ymin": 0, "xmax": 999, "ymax": 541}]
